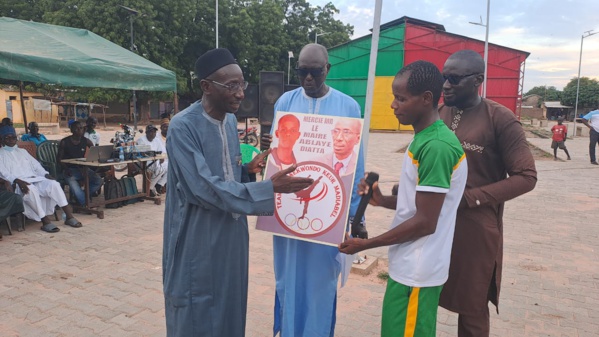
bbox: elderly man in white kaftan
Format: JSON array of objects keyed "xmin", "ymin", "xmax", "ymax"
[
  {"xmin": 162, "ymin": 48, "xmax": 313, "ymax": 337},
  {"xmin": 0, "ymin": 126, "xmax": 82, "ymax": 232},
  {"xmin": 136, "ymin": 124, "xmax": 168, "ymax": 195},
  {"xmin": 263, "ymin": 44, "xmax": 366, "ymax": 337}
]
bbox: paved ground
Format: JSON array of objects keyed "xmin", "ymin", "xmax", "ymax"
[{"xmin": 1, "ymin": 124, "xmax": 598, "ymax": 336}]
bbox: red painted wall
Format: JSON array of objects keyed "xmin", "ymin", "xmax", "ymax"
[{"xmin": 404, "ymin": 23, "xmax": 527, "ymax": 114}]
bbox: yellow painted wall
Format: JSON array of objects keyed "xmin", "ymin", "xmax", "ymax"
[
  {"xmin": 369, "ymin": 76, "xmax": 413, "ymax": 131},
  {"xmin": 0, "ymin": 89, "xmax": 59, "ymax": 124}
]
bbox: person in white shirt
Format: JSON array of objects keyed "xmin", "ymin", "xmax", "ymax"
[
  {"xmin": 136, "ymin": 124, "xmax": 167, "ymax": 196},
  {"xmin": 581, "ymin": 108, "xmax": 599, "ymax": 165},
  {"xmin": 0, "ymin": 125, "xmax": 82, "ymax": 232},
  {"xmin": 339, "ymin": 61, "xmax": 467, "ymax": 336},
  {"xmin": 84, "ymin": 117, "xmax": 101, "ymax": 146}
]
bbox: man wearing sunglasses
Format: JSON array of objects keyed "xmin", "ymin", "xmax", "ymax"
[
  {"xmin": 162, "ymin": 48, "xmax": 314, "ymax": 337},
  {"xmin": 438, "ymin": 49, "xmax": 537, "ymax": 336},
  {"xmin": 261, "ymin": 43, "xmax": 365, "ymax": 337}
]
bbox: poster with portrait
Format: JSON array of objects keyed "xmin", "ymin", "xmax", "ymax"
[{"xmin": 256, "ymin": 111, "xmax": 364, "ymax": 246}]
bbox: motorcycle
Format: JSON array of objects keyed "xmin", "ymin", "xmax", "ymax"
[
  {"xmin": 238, "ymin": 126, "xmax": 259, "ymax": 147},
  {"xmin": 111, "ymin": 124, "xmax": 143, "ymax": 172}
]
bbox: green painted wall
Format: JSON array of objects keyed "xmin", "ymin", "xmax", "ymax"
[{"xmin": 327, "ymin": 25, "xmax": 406, "ymax": 115}]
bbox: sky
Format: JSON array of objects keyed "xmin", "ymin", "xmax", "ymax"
[{"xmin": 310, "ymin": 0, "xmax": 599, "ymax": 93}]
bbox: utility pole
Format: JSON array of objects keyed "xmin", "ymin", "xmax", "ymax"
[{"xmin": 119, "ymin": 5, "xmax": 140, "ymax": 131}]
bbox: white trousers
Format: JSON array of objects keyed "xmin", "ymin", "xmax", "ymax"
[
  {"xmin": 147, "ymin": 161, "xmax": 168, "ymax": 188},
  {"xmin": 16, "ymin": 179, "xmax": 68, "ymax": 222}
]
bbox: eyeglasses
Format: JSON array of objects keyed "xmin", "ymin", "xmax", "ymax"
[
  {"xmin": 206, "ymin": 79, "xmax": 249, "ymax": 93},
  {"xmin": 295, "ymin": 66, "xmax": 327, "ymax": 78},
  {"xmin": 443, "ymin": 73, "xmax": 480, "ymax": 85},
  {"xmin": 331, "ymin": 128, "xmax": 358, "ymax": 138}
]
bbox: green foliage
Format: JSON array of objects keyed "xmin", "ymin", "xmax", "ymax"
[
  {"xmin": 524, "ymin": 86, "xmax": 562, "ymax": 107},
  {"xmin": 0, "ymin": 1, "xmax": 44, "ymax": 21},
  {"xmin": 377, "ymin": 271, "xmax": 389, "ymax": 281},
  {"xmin": 2, "ymin": 0, "xmax": 353, "ymax": 101},
  {"xmin": 562, "ymin": 77, "xmax": 599, "ymax": 109}
]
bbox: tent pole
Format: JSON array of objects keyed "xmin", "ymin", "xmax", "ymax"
[
  {"xmin": 173, "ymin": 92, "xmax": 179, "ymax": 114},
  {"xmin": 19, "ymin": 82, "xmax": 29, "ymax": 134},
  {"xmin": 133, "ymin": 90, "xmax": 138, "ymax": 131},
  {"xmin": 103, "ymin": 106, "xmax": 107, "ymax": 129}
]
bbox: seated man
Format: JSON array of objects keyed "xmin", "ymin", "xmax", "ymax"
[
  {"xmin": 0, "ymin": 125, "xmax": 82, "ymax": 232},
  {"xmin": 136, "ymin": 124, "xmax": 167, "ymax": 196},
  {"xmin": 84, "ymin": 117, "xmax": 101, "ymax": 146},
  {"xmin": 0, "ymin": 117, "xmax": 12, "ymax": 127},
  {"xmin": 58, "ymin": 121, "xmax": 103, "ymax": 205},
  {"xmin": 0, "ymin": 184, "xmax": 25, "ymax": 240},
  {"xmin": 21, "ymin": 122, "xmax": 48, "ymax": 146},
  {"xmin": 160, "ymin": 116, "xmax": 169, "ymax": 144}
]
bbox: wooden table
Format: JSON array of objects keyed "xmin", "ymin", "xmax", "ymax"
[{"xmin": 61, "ymin": 154, "xmax": 166, "ymax": 219}]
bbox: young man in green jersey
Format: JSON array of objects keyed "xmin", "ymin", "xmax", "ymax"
[{"xmin": 339, "ymin": 60, "xmax": 468, "ymax": 336}]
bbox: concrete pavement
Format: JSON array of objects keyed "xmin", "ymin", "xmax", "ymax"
[{"xmin": 1, "ymin": 127, "xmax": 598, "ymax": 336}]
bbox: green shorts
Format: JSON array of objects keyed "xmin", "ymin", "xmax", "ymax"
[{"xmin": 381, "ymin": 279, "xmax": 443, "ymax": 337}]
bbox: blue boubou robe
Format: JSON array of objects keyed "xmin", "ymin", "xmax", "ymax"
[{"xmin": 163, "ymin": 101, "xmax": 275, "ymax": 337}]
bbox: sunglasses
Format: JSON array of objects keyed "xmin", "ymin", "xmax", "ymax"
[
  {"xmin": 443, "ymin": 73, "xmax": 480, "ymax": 85},
  {"xmin": 295, "ymin": 66, "xmax": 327, "ymax": 78}
]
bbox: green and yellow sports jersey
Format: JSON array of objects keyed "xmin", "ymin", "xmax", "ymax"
[{"xmin": 389, "ymin": 120, "xmax": 468, "ymax": 287}]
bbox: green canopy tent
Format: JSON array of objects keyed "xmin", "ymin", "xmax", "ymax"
[{"xmin": 0, "ymin": 17, "xmax": 177, "ymax": 131}]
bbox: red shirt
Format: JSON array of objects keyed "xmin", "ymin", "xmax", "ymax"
[{"xmin": 551, "ymin": 124, "xmax": 567, "ymax": 141}]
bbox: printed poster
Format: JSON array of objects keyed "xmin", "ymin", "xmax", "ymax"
[{"xmin": 256, "ymin": 111, "xmax": 363, "ymax": 246}]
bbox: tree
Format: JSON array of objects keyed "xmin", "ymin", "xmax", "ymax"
[
  {"xmin": 0, "ymin": 0, "xmax": 44, "ymax": 21},
  {"xmin": 312, "ymin": 2, "xmax": 354, "ymax": 48},
  {"xmin": 524, "ymin": 86, "xmax": 561, "ymax": 107},
  {"xmin": 2, "ymin": 0, "xmax": 354, "ymax": 102},
  {"xmin": 4, "ymin": 0, "xmax": 197, "ymax": 104},
  {"xmin": 562, "ymin": 77, "xmax": 599, "ymax": 110},
  {"xmin": 281, "ymin": 0, "xmax": 353, "ymax": 84}
]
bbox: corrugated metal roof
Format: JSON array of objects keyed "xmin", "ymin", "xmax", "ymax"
[
  {"xmin": 340, "ymin": 15, "xmax": 530, "ymax": 57},
  {"xmin": 544, "ymin": 101, "xmax": 573, "ymax": 108},
  {"xmin": 379, "ymin": 16, "xmax": 445, "ymax": 32}
]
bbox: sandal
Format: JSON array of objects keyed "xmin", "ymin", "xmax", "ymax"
[
  {"xmin": 64, "ymin": 217, "xmax": 82, "ymax": 228},
  {"xmin": 41, "ymin": 223, "xmax": 61, "ymax": 233}
]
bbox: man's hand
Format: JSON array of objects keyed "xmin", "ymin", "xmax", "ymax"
[
  {"xmin": 357, "ymin": 174, "xmax": 384, "ymax": 206},
  {"xmin": 45, "ymin": 174, "xmax": 55, "ymax": 180},
  {"xmin": 247, "ymin": 149, "xmax": 270, "ymax": 174},
  {"xmin": 270, "ymin": 165, "xmax": 314, "ymax": 193},
  {"xmin": 260, "ymin": 133, "xmax": 273, "ymax": 151},
  {"xmin": 338, "ymin": 235, "xmax": 369, "ymax": 255},
  {"xmin": 14, "ymin": 179, "xmax": 30, "ymax": 194}
]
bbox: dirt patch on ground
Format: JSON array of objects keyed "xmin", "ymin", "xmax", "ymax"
[
  {"xmin": 396, "ymin": 144, "xmax": 408, "ymax": 153},
  {"xmin": 353, "ymin": 258, "xmax": 390, "ymax": 285},
  {"xmin": 528, "ymin": 142, "xmax": 554, "ymax": 161}
]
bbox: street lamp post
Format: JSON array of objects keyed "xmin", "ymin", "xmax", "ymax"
[
  {"xmin": 119, "ymin": 5, "xmax": 140, "ymax": 130},
  {"xmin": 469, "ymin": 0, "xmax": 490, "ymax": 98},
  {"xmin": 215, "ymin": 0, "xmax": 219, "ymax": 48},
  {"xmin": 315, "ymin": 31, "xmax": 329, "ymax": 44},
  {"xmin": 287, "ymin": 51, "xmax": 294, "ymax": 85},
  {"xmin": 573, "ymin": 30, "xmax": 599, "ymax": 137}
]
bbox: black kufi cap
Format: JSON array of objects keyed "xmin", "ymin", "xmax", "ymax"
[{"xmin": 195, "ymin": 48, "xmax": 238, "ymax": 80}]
